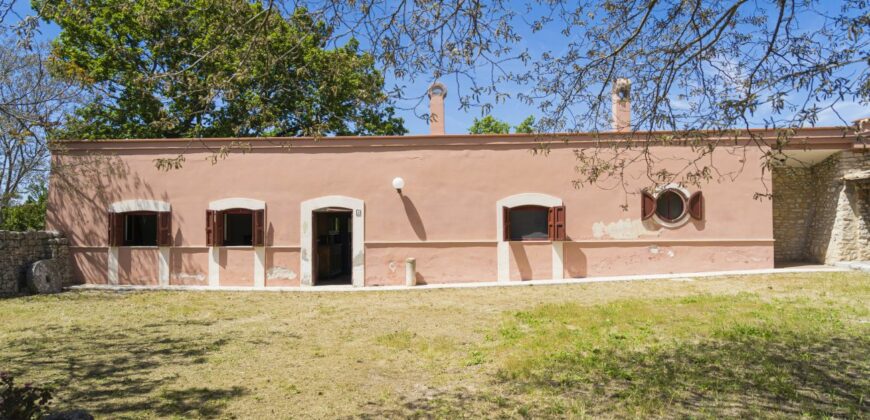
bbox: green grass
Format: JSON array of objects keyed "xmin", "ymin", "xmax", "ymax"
[{"xmin": 0, "ymin": 272, "xmax": 867, "ymax": 418}]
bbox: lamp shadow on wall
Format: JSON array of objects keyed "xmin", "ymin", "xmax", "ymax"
[{"xmin": 400, "ymin": 195, "xmax": 427, "ymax": 241}]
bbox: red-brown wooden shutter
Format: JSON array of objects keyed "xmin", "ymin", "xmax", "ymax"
[
  {"xmin": 547, "ymin": 207, "xmax": 556, "ymax": 240},
  {"xmin": 206, "ymin": 210, "xmax": 215, "ymax": 246},
  {"xmin": 107, "ymin": 212, "xmax": 118, "ymax": 246},
  {"xmin": 214, "ymin": 210, "xmax": 224, "ymax": 246},
  {"xmin": 553, "ymin": 205, "xmax": 566, "ymax": 241},
  {"xmin": 689, "ymin": 191, "xmax": 704, "ymax": 220},
  {"xmin": 502, "ymin": 206, "xmax": 511, "ymax": 241},
  {"xmin": 641, "ymin": 190, "xmax": 656, "ymax": 220},
  {"xmin": 253, "ymin": 209, "xmax": 265, "ymax": 246},
  {"xmin": 158, "ymin": 211, "xmax": 172, "ymax": 246}
]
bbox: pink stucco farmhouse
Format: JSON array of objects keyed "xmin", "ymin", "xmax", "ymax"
[{"xmin": 46, "ymin": 84, "xmax": 870, "ymax": 288}]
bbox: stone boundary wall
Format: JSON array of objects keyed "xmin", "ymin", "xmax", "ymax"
[
  {"xmin": 773, "ymin": 151, "xmax": 869, "ymax": 264},
  {"xmin": 0, "ymin": 231, "xmax": 72, "ymax": 296}
]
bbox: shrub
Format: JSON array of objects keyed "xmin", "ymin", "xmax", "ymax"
[{"xmin": 0, "ymin": 371, "xmax": 53, "ymax": 419}]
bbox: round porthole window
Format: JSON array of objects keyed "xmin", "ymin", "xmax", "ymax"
[{"xmin": 655, "ymin": 189, "xmax": 686, "ymax": 222}]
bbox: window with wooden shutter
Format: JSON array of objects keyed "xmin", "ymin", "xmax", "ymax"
[
  {"xmin": 507, "ymin": 206, "xmax": 549, "ymax": 241},
  {"xmin": 206, "ymin": 210, "xmax": 215, "ymax": 246},
  {"xmin": 655, "ymin": 190, "xmax": 685, "ymax": 222},
  {"xmin": 502, "ymin": 206, "xmax": 511, "ymax": 241},
  {"xmin": 119, "ymin": 212, "xmax": 158, "ymax": 246},
  {"xmin": 641, "ymin": 190, "xmax": 656, "ymax": 220},
  {"xmin": 688, "ymin": 191, "xmax": 704, "ymax": 220},
  {"xmin": 158, "ymin": 211, "xmax": 172, "ymax": 246},
  {"xmin": 253, "ymin": 209, "xmax": 265, "ymax": 246}
]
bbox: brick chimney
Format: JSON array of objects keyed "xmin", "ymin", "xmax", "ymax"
[
  {"xmin": 428, "ymin": 82, "xmax": 447, "ymax": 135},
  {"xmin": 612, "ymin": 78, "xmax": 631, "ymax": 132}
]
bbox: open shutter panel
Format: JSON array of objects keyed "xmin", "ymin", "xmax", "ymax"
[
  {"xmin": 107, "ymin": 212, "xmax": 118, "ymax": 246},
  {"xmin": 553, "ymin": 205, "xmax": 566, "ymax": 241},
  {"xmin": 547, "ymin": 207, "xmax": 556, "ymax": 240},
  {"xmin": 214, "ymin": 210, "xmax": 224, "ymax": 246},
  {"xmin": 689, "ymin": 191, "xmax": 705, "ymax": 220},
  {"xmin": 110, "ymin": 212, "xmax": 125, "ymax": 246},
  {"xmin": 253, "ymin": 209, "xmax": 265, "ymax": 246},
  {"xmin": 502, "ymin": 206, "xmax": 511, "ymax": 242},
  {"xmin": 205, "ymin": 210, "xmax": 215, "ymax": 246},
  {"xmin": 641, "ymin": 190, "xmax": 656, "ymax": 220},
  {"xmin": 158, "ymin": 212, "xmax": 172, "ymax": 246},
  {"xmin": 116, "ymin": 213, "xmax": 125, "ymax": 246}
]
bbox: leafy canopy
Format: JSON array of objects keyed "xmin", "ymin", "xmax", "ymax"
[
  {"xmin": 468, "ymin": 115, "xmax": 510, "ymax": 134},
  {"xmin": 468, "ymin": 115, "xmax": 536, "ymax": 134},
  {"xmin": 34, "ymin": 0, "xmax": 406, "ymax": 139},
  {"xmin": 514, "ymin": 116, "xmax": 535, "ymax": 134},
  {"xmin": 0, "ymin": 183, "xmax": 46, "ymax": 231}
]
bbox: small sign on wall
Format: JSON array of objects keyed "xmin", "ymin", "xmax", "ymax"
[{"xmin": 356, "ymin": 209, "xmax": 362, "ymax": 217}]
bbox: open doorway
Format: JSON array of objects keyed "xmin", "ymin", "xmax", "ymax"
[{"xmin": 312, "ymin": 208, "xmax": 353, "ymax": 285}]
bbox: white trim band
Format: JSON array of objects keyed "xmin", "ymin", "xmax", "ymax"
[
  {"xmin": 109, "ymin": 199, "xmax": 170, "ymax": 213},
  {"xmin": 208, "ymin": 198, "xmax": 266, "ymax": 211}
]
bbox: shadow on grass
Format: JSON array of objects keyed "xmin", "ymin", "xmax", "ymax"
[
  {"xmin": 0, "ymin": 318, "xmax": 245, "ymax": 417},
  {"xmin": 156, "ymin": 386, "xmax": 247, "ymax": 418},
  {"xmin": 360, "ymin": 332, "xmax": 869, "ymax": 418}
]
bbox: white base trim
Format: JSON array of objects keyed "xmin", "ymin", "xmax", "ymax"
[
  {"xmin": 158, "ymin": 247, "xmax": 170, "ymax": 286},
  {"xmin": 254, "ymin": 247, "xmax": 265, "ymax": 288},
  {"xmin": 71, "ymin": 266, "xmax": 849, "ymax": 293},
  {"xmin": 208, "ymin": 246, "xmax": 219, "ymax": 287},
  {"xmin": 497, "ymin": 242, "xmax": 509, "ymax": 282},
  {"xmin": 107, "ymin": 247, "xmax": 119, "ymax": 285},
  {"xmin": 552, "ymin": 242, "xmax": 564, "ymax": 280}
]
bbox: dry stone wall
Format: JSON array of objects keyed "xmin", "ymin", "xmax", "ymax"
[
  {"xmin": 772, "ymin": 167, "xmax": 815, "ymax": 261},
  {"xmin": 773, "ymin": 151, "xmax": 870, "ymax": 264},
  {"xmin": 0, "ymin": 231, "xmax": 72, "ymax": 295}
]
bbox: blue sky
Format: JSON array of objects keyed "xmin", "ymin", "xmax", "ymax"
[{"xmin": 10, "ymin": 1, "xmax": 867, "ymax": 135}]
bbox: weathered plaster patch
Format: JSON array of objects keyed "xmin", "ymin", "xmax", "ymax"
[
  {"xmin": 592, "ymin": 219, "xmax": 660, "ymax": 240},
  {"xmin": 174, "ymin": 272, "xmax": 205, "ymax": 282},
  {"xmin": 648, "ymin": 245, "xmax": 675, "ymax": 257},
  {"xmin": 267, "ymin": 266, "xmax": 296, "ymax": 280}
]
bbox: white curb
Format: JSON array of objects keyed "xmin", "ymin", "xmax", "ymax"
[{"xmin": 67, "ymin": 265, "xmax": 853, "ymax": 293}]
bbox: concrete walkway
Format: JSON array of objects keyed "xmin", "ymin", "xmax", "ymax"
[
  {"xmin": 68, "ymin": 265, "xmax": 855, "ymax": 293},
  {"xmin": 833, "ymin": 261, "xmax": 870, "ymax": 272}
]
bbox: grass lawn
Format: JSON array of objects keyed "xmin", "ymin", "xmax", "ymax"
[{"xmin": 1, "ymin": 272, "xmax": 868, "ymax": 418}]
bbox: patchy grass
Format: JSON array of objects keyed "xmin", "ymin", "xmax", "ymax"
[{"xmin": 0, "ymin": 272, "xmax": 867, "ymax": 418}]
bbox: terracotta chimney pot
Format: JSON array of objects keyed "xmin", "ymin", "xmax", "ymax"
[
  {"xmin": 428, "ymin": 82, "xmax": 447, "ymax": 135},
  {"xmin": 612, "ymin": 78, "xmax": 631, "ymax": 132}
]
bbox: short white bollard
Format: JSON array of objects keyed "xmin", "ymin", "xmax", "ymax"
[{"xmin": 405, "ymin": 258, "xmax": 416, "ymax": 286}]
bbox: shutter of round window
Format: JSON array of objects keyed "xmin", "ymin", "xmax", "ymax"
[
  {"xmin": 689, "ymin": 191, "xmax": 704, "ymax": 220},
  {"xmin": 641, "ymin": 191, "xmax": 656, "ymax": 220}
]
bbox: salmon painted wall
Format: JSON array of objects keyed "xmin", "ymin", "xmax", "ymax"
[{"xmin": 47, "ymin": 134, "xmax": 777, "ymax": 286}]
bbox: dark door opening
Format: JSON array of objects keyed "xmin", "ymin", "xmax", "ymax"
[{"xmin": 312, "ymin": 209, "xmax": 353, "ymax": 285}]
